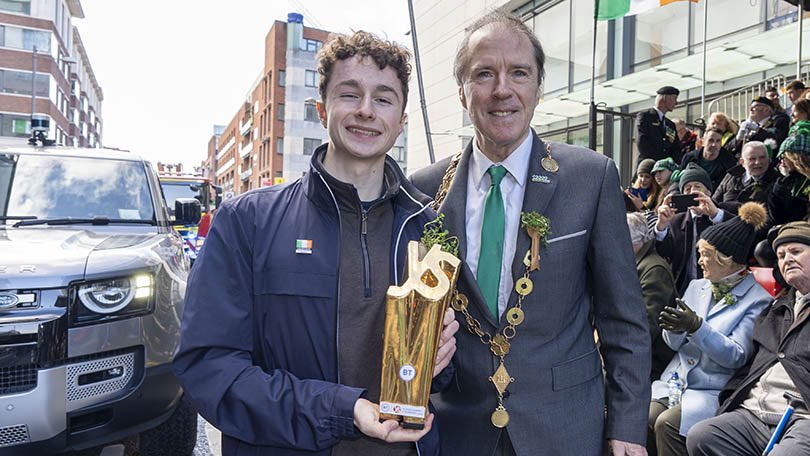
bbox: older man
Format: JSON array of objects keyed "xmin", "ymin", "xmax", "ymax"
[
  {"xmin": 411, "ymin": 9, "xmax": 650, "ymax": 456},
  {"xmin": 737, "ymin": 96, "xmax": 790, "ymax": 155},
  {"xmin": 680, "ymin": 127, "xmax": 738, "ymax": 191},
  {"xmin": 687, "ymin": 221, "xmax": 810, "ymax": 456},
  {"xmin": 636, "ymin": 86, "xmax": 682, "ymax": 164},
  {"xmin": 713, "ymin": 141, "xmax": 780, "ymax": 204}
]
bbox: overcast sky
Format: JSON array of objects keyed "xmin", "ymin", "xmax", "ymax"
[{"xmin": 75, "ymin": 0, "xmax": 412, "ymax": 167}]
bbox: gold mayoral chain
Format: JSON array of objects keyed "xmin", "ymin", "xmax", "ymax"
[{"xmin": 432, "ymin": 141, "xmax": 556, "ymax": 429}]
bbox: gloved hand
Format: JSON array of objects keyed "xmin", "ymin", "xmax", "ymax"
[
  {"xmin": 737, "ymin": 120, "xmax": 758, "ymax": 139},
  {"xmin": 659, "ymin": 299, "xmax": 702, "ymax": 334}
]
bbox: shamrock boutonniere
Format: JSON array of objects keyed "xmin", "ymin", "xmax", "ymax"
[
  {"xmin": 521, "ymin": 211, "xmax": 551, "ymax": 271},
  {"xmin": 420, "ymin": 213, "xmax": 459, "ymax": 258},
  {"xmin": 711, "ymin": 283, "xmax": 736, "ymax": 306}
]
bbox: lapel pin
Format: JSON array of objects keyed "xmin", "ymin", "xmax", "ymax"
[
  {"xmin": 295, "ymin": 239, "xmax": 313, "ymax": 254},
  {"xmin": 531, "ymin": 174, "xmax": 551, "ymax": 184}
]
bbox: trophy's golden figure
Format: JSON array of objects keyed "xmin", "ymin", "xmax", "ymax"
[{"xmin": 379, "ymin": 241, "xmax": 460, "ymax": 429}]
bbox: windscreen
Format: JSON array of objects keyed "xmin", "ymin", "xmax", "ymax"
[
  {"xmin": 161, "ymin": 181, "xmax": 207, "ymax": 218},
  {"xmin": 0, "ymin": 153, "xmax": 155, "ymax": 223}
]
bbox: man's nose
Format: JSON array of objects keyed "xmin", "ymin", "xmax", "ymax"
[
  {"xmin": 355, "ymin": 96, "xmax": 374, "ymax": 118},
  {"xmin": 493, "ymin": 75, "xmax": 512, "ymax": 98}
]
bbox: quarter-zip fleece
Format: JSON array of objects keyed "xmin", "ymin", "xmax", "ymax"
[{"xmin": 315, "ymin": 156, "xmax": 416, "ymax": 456}]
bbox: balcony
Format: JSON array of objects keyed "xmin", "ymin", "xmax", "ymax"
[{"xmin": 240, "ymin": 168, "xmax": 253, "ymax": 181}]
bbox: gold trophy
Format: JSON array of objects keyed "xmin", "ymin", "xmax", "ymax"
[{"xmin": 379, "ymin": 241, "xmax": 460, "ymax": 429}]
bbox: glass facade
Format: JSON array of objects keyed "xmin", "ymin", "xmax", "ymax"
[{"xmin": 512, "ymin": 0, "xmax": 806, "ymax": 183}]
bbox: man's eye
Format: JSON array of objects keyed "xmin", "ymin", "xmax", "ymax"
[
  {"xmin": 376, "ymin": 97, "xmax": 392, "ymax": 105},
  {"xmin": 340, "ymin": 93, "xmax": 359, "ymax": 99}
]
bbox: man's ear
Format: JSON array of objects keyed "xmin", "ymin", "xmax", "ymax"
[
  {"xmin": 317, "ymin": 101, "xmax": 327, "ymax": 127},
  {"xmin": 399, "ymin": 112, "xmax": 407, "ymax": 130},
  {"xmin": 458, "ymin": 86, "xmax": 467, "ymax": 111}
]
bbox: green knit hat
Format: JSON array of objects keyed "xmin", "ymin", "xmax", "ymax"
[
  {"xmin": 652, "ymin": 157, "xmax": 679, "ymax": 174},
  {"xmin": 778, "ymin": 121, "xmax": 810, "ymax": 158}
]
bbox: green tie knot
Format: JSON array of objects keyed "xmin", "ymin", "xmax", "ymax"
[{"xmin": 488, "ymin": 165, "xmax": 507, "ymax": 187}]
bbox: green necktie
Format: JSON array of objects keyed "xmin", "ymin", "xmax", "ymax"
[{"xmin": 477, "ymin": 165, "xmax": 507, "ymax": 320}]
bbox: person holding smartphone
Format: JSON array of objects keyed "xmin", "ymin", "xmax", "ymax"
[
  {"xmin": 648, "ymin": 202, "xmax": 771, "ymax": 456},
  {"xmin": 654, "ymin": 163, "xmax": 738, "ymax": 295},
  {"xmin": 626, "ymin": 158, "xmax": 664, "ymax": 211}
]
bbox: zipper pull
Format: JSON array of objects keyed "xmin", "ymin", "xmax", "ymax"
[{"xmin": 361, "ymin": 210, "xmax": 368, "ymax": 235}]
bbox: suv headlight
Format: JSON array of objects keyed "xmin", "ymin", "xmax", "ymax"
[{"xmin": 75, "ymin": 274, "xmax": 154, "ymax": 324}]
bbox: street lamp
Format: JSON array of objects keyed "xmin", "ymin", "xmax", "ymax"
[{"xmin": 28, "ymin": 46, "xmax": 53, "ymax": 146}]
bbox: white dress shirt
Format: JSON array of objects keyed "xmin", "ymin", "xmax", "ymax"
[{"xmin": 465, "ymin": 132, "xmax": 533, "ymax": 318}]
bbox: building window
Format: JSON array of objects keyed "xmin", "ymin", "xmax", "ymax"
[
  {"xmin": 279, "ymin": 70, "xmax": 286, "ymax": 87},
  {"xmin": 0, "ymin": 69, "xmax": 49, "ymax": 97},
  {"xmin": 304, "ymin": 39, "xmax": 321, "ymax": 52},
  {"xmin": 276, "ymin": 138, "xmax": 284, "ymax": 155},
  {"xmin": 277, "ymin": 104, "xmax": 285, "ymax": 121},
  {"xmin": 305, "ymin": 103, "xmax": 319, "ymax": 122},
  {"xmin": 305, "ymin": 70, "xmax": 317, "ymax": 87},
  {"xmin": 303, "ymin": 138, "xmax": 322, "ymax": 155},
  {"xmin": 23, "ymin": 29, "xmax": 50, "ymax": 52},
  {"xmin": 0, "ymin": 0, "xmax": 30, "ymax": 14},
  {"xmin": 390, "ymin": 146, "xmax": 406, "ymax": 162}
]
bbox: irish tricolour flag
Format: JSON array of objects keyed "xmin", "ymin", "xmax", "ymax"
[{"xmin": 597, "ymin": 0, "xmax": 699, "ymax": 20}]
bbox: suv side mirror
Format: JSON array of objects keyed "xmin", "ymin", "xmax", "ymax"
[
  {"xmin": 175, "ymin": 198, "xmax": 202, "ymax": 225},
  {"xmin": 213, "ymin": 185, "xmax": 223, "ymax": 208}
]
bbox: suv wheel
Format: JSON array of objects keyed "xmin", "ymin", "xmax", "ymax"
[{"xmin": 138, "ymin": 396, "xmax": 197, "ymax": 456}]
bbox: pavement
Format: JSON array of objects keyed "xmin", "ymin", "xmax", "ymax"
[{"xmin": 197, "ymin": 416, "xmax": 222, "ymax": 456}]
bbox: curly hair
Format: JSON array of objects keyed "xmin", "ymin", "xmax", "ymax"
[{"xmin": 317, "ymin": 31, "xmax": 411, "ymax": 113}]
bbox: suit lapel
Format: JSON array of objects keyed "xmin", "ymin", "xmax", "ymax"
[
  {"xmin": 706, "ymin": 275, "xmax": 754, "ymax": 319},
  {"xmin": 437, "ymin": 144, "xmax": 497, "ymax": 327},
  {"xmin": 507, "ymin": 136, "xmax": 558, "ymax": 310}
]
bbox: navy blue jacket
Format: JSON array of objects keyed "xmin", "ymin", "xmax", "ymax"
[{"xmin": 173, "ymin": 147, "xmax": 443, "ymax": 455}]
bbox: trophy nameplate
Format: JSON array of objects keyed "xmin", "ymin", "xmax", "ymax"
[{"xmin": 379, "ymin": 241, "xmax": 460, "ymax": 428}]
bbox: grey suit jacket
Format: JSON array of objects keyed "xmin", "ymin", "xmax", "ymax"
[{"xmin": 411, "ymin": 133, "xmax": 651, "ymax": 455}]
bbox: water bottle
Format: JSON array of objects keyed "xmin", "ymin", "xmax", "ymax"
[{"xmin": 667, "ymin": 371, "xmax": 683, "ymax": 408}]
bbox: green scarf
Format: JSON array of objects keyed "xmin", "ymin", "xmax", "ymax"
[{"xmin": 710, "ymin": 269, "xmax": 747, "ymax": 305}]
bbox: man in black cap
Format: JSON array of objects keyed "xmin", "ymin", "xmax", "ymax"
[
  {"xmin": 736, "ymin": 96, "xmax": 790, "ymax": 156},
  {"xmin": 654, "ymin": 163, "xmax": 738, "ymax": 295},
  {"xmin": 636, "ymin": 86, "xmax": 682, "ymax": 165}
]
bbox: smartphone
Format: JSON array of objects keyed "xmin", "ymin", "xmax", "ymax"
[
  {"xmin": 670, "ymin": 193, "xmax": 699, "ymax": 212},
  {"xmin": 628, "ymin": 187, "xmax": 643, "ymax": 198}
]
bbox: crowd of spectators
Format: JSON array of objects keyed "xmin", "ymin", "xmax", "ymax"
[{"xmin": 627, "ymin": 81, "xmax": 810, "ymax": 455}]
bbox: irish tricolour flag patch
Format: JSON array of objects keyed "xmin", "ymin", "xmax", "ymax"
[{"xmin": 296, "ymin": 239, "xmax": 313, "ymax": 254}]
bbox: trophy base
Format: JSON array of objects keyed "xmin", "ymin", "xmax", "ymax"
[{"xmin": 379, "ymin": 413, "xmax": 426, "ymax": 430}]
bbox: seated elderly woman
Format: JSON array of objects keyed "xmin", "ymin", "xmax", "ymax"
[
  {"xmin": 687, "ymin": 221, "xmax": 810, "ymax": 456},
  {"xmin": 647, "ymin": 202, "xmax": 772, "ymax": 456}
]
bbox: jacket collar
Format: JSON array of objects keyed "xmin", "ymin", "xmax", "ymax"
[{"xmin": 305, "ymin": 144, "xmax": 431, "ymax": 215}]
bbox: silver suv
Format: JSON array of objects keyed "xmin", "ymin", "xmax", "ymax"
[{"xmin": 0, "ymin": 146, "xmax": 199, "ymax": 454}]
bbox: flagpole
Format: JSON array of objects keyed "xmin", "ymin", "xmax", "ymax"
[
  {"xmin": 407, "ymin": 0, "xmax": 435, "ymax": 164},
  {"xmin": 589, "ymin": 0, "xmax": 599, "ymax": 151},
  {"xmin": 701, "ymin": 0, "xmax": 708, "ymax": 119},
  {"xmin": 798, "ymin": 2, "xmax": 804, "ymax": 80}
]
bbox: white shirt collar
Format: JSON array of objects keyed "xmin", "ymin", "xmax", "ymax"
[
  {"xmin": 654, "ymin": 107, "xmax": 666, "ymax": 121},
  {"xmin": 470, "ymin": 131, "xmax": 532, "ymax": 191}
]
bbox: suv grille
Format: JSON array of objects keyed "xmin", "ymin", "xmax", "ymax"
[
  {"xmin": 0, "ymin": 364, "xmax": 37, "ymax": 395},
  {"xmin": 0, "ymin": 424, "xmax": 30, "ymax": 448}
]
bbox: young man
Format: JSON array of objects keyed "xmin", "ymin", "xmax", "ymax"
[
  {"xmin": 680, "ymin": 127, "xmax": 738, "ymax": 191},
  {"xmin": 173, "ymin": 31, "xmax": 456, "ymax": 456},
  {"xmin": 411, "ymin": 10, "xmax": 650, "ymax": 456}
]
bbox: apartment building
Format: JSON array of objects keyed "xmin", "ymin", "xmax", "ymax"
[
  {"xmin": 406, "ymin": 0, "xmax": 807, "ymax": 181},
  {"xmin": 0, "ymin": 0, "xmax": 102, "ymax": 147},
  {"xmin": 207, "ymin": 13, "xmax": 408, "ymax": 197}
]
